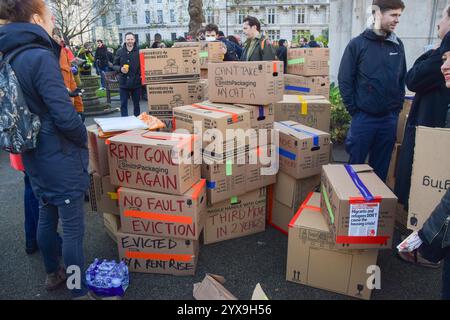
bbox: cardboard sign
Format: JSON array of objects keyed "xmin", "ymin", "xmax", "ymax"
[
  {"xmin": 140, "ymin": 47, "xmax": 200, "ymax": 84},
  {"xmin": 408, "ymin": 127, "xmax": 450, "ymax": 231},
  {"xmin": 147, "ymin": 81, "xmax": 207, "ymax": 118},
  {"xmin": 275, "ymin": 121, "xmax": 331, "ymax": 179},
  {"xmin": 287, "ymin": 192, "xmax": 379, "ymax": 300},
  {"xmin": 321, "ymin": 164, "xmax": 397, "ymax": 250},
  {"xmin": 119, "ymin": 180, "xmax": 207, "ymax": 240},
  {"xmin": 204, "ymin": 188, "xmax": 267, "ymax": 244},
  {"xmin": 284, "ymin": 74, "xmax": 330, "ymax": 97},
  {"xmin": 118, "ymin": 231, "xmax": 199, "ymax": 276},
  {"xmin": 275, "ymin": 95, "xmax": 332, "ymax": 133},
  {"xmin": 208, "ymin": 61, "xmax": 284, "ymax": 105},
  {"xmin": 270, "ymin": 173, "xmax": 321, "ymax": 234},
  {"xmin": 287, "ymin": 48, "xmax": 329, "ymax": 76},
  {"xmin": 107, "ymin": 130, "xmax": 200, "ymax": 195},
  {"xmin": 89, "ymin": 173, "xmax": 119, "ymax": 216}
]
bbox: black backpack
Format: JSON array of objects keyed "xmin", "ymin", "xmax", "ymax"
[{"xmin": 0, "ymin": 45, "xmax": 45, "ymax": 154}]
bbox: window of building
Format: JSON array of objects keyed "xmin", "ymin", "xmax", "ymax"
[
  {"xmin": 238, "ymin": 9, "xmax": 246, "ymax": 25},
  {"xmin": 119, "ymin": 33, "xmax": 123, "ymax": 44},
  {"xmin": 146, "ymin": 33, "xmax": 151, "ymax": 45},
  {"xmin": 101, "ymin": 15, "xmax": 107, "ymax": 27},
  {"xmin": 170, "ymin": 9, "xmax": 176, "ymax": 23},
  {"xmin": 115, "ymin": 12, "xmax": 121, "ymax": 25},
  {"xmin": 171, "ymin": 33, "xmax": 177, "ymax": 41},
  {"xmin": 266, "ymin": 30, "xmax": 280, "ymax": 41},
  {"xmin": 130, "ymin": 0, "xmax": 136, "ymax": 4},
  {"xmin": 297, "ymin": 7, "xmax": 306, "ymax": 24},
  {"xmin": 135, "ymin": 34, "xmax": 139, "ymax": 45},
  {"xmin": 132, "ymin": 11, "xmax": 138, "ymax": 24},
  {"xmin": 267, "ymin": 8, "xmax": 276, "ymax": 25},
  {"xmin": 157, "ymin": 10, "xmax": 164, "ymax": 24},
  {"xmin": 145, "ymin": 0, "xmax": 149, "ymax": 3},
  {"xmin": 145, "ymin": 10, "xmax": 151, "ymax": 24}
]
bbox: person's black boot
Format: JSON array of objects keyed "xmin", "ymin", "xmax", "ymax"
[{"xmin": 25, "ymin": 241, "xmax": 38, "ymax": 255}]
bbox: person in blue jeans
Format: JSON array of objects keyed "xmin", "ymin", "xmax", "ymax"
[
  {"xmin": 0, "ymin": 2, "xmax": 90, "ymax": 299},
  {"xmin": 113, "ymin": 32, "xmax": 141, "ymax": 117},
  {"xmin": 338, "ymin": 0, "xmax": 407, "ymax": 181},
  {"xmin": 24, "ymin": 173, "xmax": 39, "ymax": 254}
]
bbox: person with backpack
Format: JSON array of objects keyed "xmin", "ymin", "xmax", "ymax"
[
  {"xmin": 241, "ymin": 16, "xmax": 276, "ymax": 62},
  {"xmin": 0, "ymin": 0, "xmax": 90, "ymax": 299}
]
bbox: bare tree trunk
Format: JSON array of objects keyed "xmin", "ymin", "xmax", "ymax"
[{"xmin": 188, "ymin": 0, "xmax": 205, "ymax": 37}]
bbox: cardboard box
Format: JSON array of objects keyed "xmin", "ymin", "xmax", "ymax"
[
  {"xmin": 386, "ymin": 143, "xmax": 401, "ymax": 190},
  {"xmin": 202, "ymin": 145, "xmax": 277, "ymax": 205},
  {"xmin": 270, "ymin": 173, "xmax": 321, "ymax": 234},
  {"xmin": 119, "ymin": 180, "xmax": 207, "ymax": 240},
  {"xmin": 275, "ymin": 95, "xmax": 332, "ymax": 133},
  {"xmin": 204, "ymin": 188, "xmax": 267, "ymax": 244},
  {"xmin": 275, "ymin": 121, "xmax": 331, "ymax": 179},
  {"xmin": 173, "ymin": 102, "xmax": 251, "ymax": 160},
  {"xmin": 158, "ymin": 117, "xmax": 174, "ymax": 133},
  {"xmin": 408, "ymin": 127, "xmax": 450, "ymax": 231},
  {"xmin": 201, "ymin": 69, "xmax": 208, "ymax": 80},
  {"xmin": 287, "ymin": 48, "xmax": 330, "ymax": 76},
  {"xmin": 103, "ymin": 212, "xmax": 121, "ymax": 243},
  {"xmin": 287, "ymin": 192, "xmax": 379, "ymax": 300},
  {"xmin": 321, "ymin": 164, "xmax": 397, "ymax": 250},
  {"xmin": 173, "ymin": 41, "xmax": 224, "ymax": 69},
  {"xmin": 193, "ymin": 274, "xmax": 238, "ymax": 300},
  {"xmin": 107, "ymin": 130, "xmax": 200, "ymax": 195},
  {"xmin": 87, "ymin": 125, "xmax": 110, "ymax": 177},
  {"xmin": 232, "ymin": 103, "xmax": 275, "ymax": 131},
  {"xmin": 395, "ymin": 203, "xmax": 409, "ymax": 234},
  {"xmin": 397, "ymin": 94, "xmax": 414, "ymax": 144},
  {"xmin": 118, "ymin": 231, "xmax": 199, "ymax": 276},
  {"xmin": 89, "ymin": 173, "xmax": 120, "ymax": 215},
  {"xmin": 147, "ymin": 81, "xmax": 207, "ymax": 118},
  {"xmin": 284, "ymin": 74, "xmax": 330, "ymax": 97},
  {"xmin": 208, "ymin": 61, "xmax": 284, "ymax": 105},
  {"xmin": 140, "ymin": 47, "xmax": 200, "ymax": 84}
]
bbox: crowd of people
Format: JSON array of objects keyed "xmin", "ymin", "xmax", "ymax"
[{"xmin": 0, "ymin": 0, "xmax": 449, "ymax": 300}]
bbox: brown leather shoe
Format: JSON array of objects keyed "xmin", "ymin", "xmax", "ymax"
[
  {"xmin": 45, "ymin": 268, "xmax": 67, "ymax": 291},
  {"xmin": 398, "ymin": 250, "xmax": 442, "ymax": 269}
]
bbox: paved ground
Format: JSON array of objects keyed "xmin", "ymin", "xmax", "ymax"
[{"xmin": 0, "ymin": 100, "xmax": 443, "ymax": 300}]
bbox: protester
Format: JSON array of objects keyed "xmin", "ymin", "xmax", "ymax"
[
  {"xmin": 113, "ymin": 32, "xmax": 141, "ymax": 117},
  {"xmin": 204, "ymin": 23, "xmax": 239, "ymax": 61},
  {"xmin": 94, "ymin": 39, "xmax": 110, "ymax": 90},
  {"xmin": 277, "ymin": 39, "xmax": 288, "ymax": 73},
  {"xmin": 241, "ymin": 16, "xmax": 276, "ymax": 61},
  {"xmin": 151, "ymin": 33, "xmax": 166, "ymax": 49},
  {"xmin": 76, "ymin": 43, "xmax": 94, "ymax": 76},
  {"xmin": 227, "ymin": 35, "xmax": 243, "ymax": 59},
  {"xmin": 0, "ymin": 0, "xmax": 90, "ymax": 299},
  {"xmin": 395, "ymin": 5, "xmax": 450, "ymax": 210},
  {"xmin": 299, "ymin": 37, "xmax": 309, "ymax": 48},
  {"xmin": 338, "ymin": 0, "xmax": 407, "ymax": 182},
  {"xmin": 308, "ymin": 35, "xmax": 321, "ymax": 48}
]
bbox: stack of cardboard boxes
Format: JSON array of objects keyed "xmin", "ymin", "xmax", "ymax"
[
  {"xmin": 287, "ymin": 164, "xmax": 398, "ymax": 300},
  {"xmin": 105, "ymin": 130, "xmax": 206, "ymax": 276},
  {"xmin": 141, "ymin": 46, "xmax": 205, "ymax": 131},
  {"xmin": 173, "ymin": 60, "xmax": 284, "ymax": 244}
]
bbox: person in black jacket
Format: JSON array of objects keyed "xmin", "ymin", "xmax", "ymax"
[
  {"xmin": 276, "ymin": 39, "xmax": 288, "ymax": 73},
  {"xmin": 94, "ymin": 39, "xmax": 110, "ymax": 90},
  {"xmin": 395, "ymin": 6, "xmax": 450, "ymax": 210},
  {"xmin": 338, "ymin": 0, "xmax": 407, "ymax": 182},
  {"xmin": 308, "ymin": 35, "xmax": 320, "ymax": 48},
  {"xmin": 113, "ymin": 32, "xmax": 141, "ymax": 117}
]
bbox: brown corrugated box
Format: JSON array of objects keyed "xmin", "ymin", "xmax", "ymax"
[
  {"xmin": 275, "ymin": 95, "xmax": 332, "ymax": 133},
  {"xmin": 386, "ymin": 143, "xmax": 401, "ymax": 190},
  {"xmin": 87, "ymin": 125, "xmax": 110, "ymax": 177},
  {"xmin": 408, "ymin": 127, "xmax": 450, "ymax": 231},
  {"xmin": 275, "ymin": 121, "xmax": 331, "ymax": 179},
  {"xmin": 89, "ymin": 173, "xmax": 119, "ymax": 215},
  {"xmin": 147, "ymin": 81, "xmax": 207, "ymax": 118},
  {"xmin": 173, "ymin": 41, "xmax": 224, "ymax": 69},
  {"xmin": 107, "ymin": 130, "xmax": 200, "ymax": 195},
  {"xmin": 270, "ymin": 172, "xmax": 321, "ymax": 234},
  {"xmin": 208, "ymin": 61, "xmax": 284, "ymax": 105},
  {"xmin": 118, "ymin": 231, "xmax": 199, "ymax": 276},
  {"xmin": 284, "ymin": 74, "xmax": 330, "ymax": 97},
  {"xmin": 232, "ymin": 103, "xmax": 275, "ymax": 131},
  {"xmin": 397, "ymin": 94, "xmax": 414, "ymax": 144},
  {"xmin": 321, "ymin": 164, "xmax": 397, "ymax": 250},
  {"xmin": 202, "ymin": 145, "xmax": 277, "ymax": 205},
  {"xmin": 140, "ymin": 47, "xmax": 200, "ymax": 84},
  {"xmin": 203, "ymin": 187, "xmax": 267, "ymax": 244},
  {"xmin": 103, "ymin": 212, "xmax": 121, "ymax": 243},
  {"xmin": 118, "ymin": 180, "xmax": 207, "ymax": 240},
  {"xmin": 287, "ymin": 48, "xmax": 329, "ymax": 76},
  {"xmin": 287, "ymin": 192, "xmax": 378, "ymax": 300}
]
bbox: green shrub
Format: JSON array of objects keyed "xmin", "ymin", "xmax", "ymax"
[{"xmin": 329, "ymin": 83, "xmax": 352, "ymax": 144}]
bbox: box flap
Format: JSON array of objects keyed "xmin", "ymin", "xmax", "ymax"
[
  {"xmin": 193, "ymin": 274, "xmax": 238, "ymax": 300},
  {"xmin": 108, "ymin": 130, "xmax": 193, "ymax": 148},
  {"xmin": 275, "ymin": 121, "xmax": 329, "ymax": 139},
  {"xmin": 291, "ymin": 193, "xmax": 329, "ymax": 232}
]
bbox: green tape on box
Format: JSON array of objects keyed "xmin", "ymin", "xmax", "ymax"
[
  {"xmin": 322, "ymin": 185, "xmax": 335, "ymax": 225},
  {"xmin": 226, "ymin": 160, "xmax": 232, "ymax": 176},
  {"xmin": 231, "ymin": 196, "xmax": 238, "ymax": 204},
  {"xmin": 288, "ymin": 58, "xmax": 305, "ymax": 65},
  {"xmin": 200, "ymin": 51, "xmax": 209, "ymax": 58}
]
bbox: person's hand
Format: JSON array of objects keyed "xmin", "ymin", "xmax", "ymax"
[{"xmin": 121, "ymin": 66, "xmax": 128, "ymax": 74}]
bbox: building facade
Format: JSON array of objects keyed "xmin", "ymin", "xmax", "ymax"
[{"xmin": 95, "ymin": 0, "xmax": 329, "ymax": 46}]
